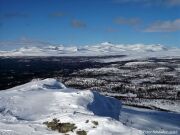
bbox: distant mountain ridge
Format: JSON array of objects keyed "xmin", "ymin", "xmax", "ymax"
[{"xmin": 0, "ymin": 41, "xmax": 179, "ymax": 57}]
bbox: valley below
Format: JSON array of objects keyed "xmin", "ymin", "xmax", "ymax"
[{"xmin": 1, "ymin": 55, "xmax": 180, "ymax": 113}]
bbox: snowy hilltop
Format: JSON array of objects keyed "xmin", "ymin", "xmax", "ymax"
[
  {"xmin": 0, "ymin": 79, "xmax": 180, "ymax": 135},
  {"xmin": 0, "ymin": 78, "xmax": 143, "ymax": 135},
  {"xmin": 0, "ymin": 41, "xmax": 180, "ymax": 59}
]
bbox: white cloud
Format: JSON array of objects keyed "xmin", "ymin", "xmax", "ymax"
[
  {"xmin": 166, "ymin": 0, "xmax": 180, "ymax": 6},
  {"xmin": 144, "ymin": 19, "xmax": 180, "ymax": 32},
  {"xmin": 113, "ymin": 0, "xmax": 180, "ymax": 7}
]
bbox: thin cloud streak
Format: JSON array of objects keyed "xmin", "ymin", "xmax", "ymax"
[
  {"xmin": 113, "ymin": 0, "xmax": 180, "ymax": 7},
  {"xmin": 49, "ymin": 12, "xmax": 65, "ymax": 17},
  {"xmin": 106, "ymin": 27, "xmax": 118, "ymax": 33},
  {"xmin": 115, "ymin": 17, "xmax": 141, "ymax": 26},
  {"xmin": 0, "ymin": 12, "xmax": 29, "ymax": 19},
  {"xmin": 71, "ymin": 19, "xmax": 86, "ymax": 28},
  {"xmin": 144, "ymin": 19, "xmax": 180, "ymax": 32}
]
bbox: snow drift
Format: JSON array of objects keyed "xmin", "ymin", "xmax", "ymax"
[{"xmin": 0, "ymin": 78, "xmax": 143, "ymax": 135}]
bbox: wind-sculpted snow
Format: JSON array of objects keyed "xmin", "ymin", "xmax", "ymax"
[
  {"xmin": 87, "ymin": 92, "xmax": 121, "ymax": 120},
  {"xmin": 0, "ymin": 78, "xmax": 143, "ymax": 135},
  {"xmin": 1, "ymin": 42, "xmax": 180, "ymax": 58}
]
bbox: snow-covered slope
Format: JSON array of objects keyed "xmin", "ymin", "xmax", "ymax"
[
  {"xmin": 0, "ymin": 41, "xmax": 180, "ymax": 58},
  {"xmin": 0, "ymin": 79, "xmax": 179, "ymax": 135},
  {"xmin": 0, "ymin": 78, "xmax": 143, "ymax": 135},
  {"xmin": 120, "ymin": 106, "xmax": 180, "ymax": 135}
]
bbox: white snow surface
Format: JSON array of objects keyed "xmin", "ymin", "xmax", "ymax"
[
  {"xmin": 120, "ymin": 106, "xmax": 180, "ymax": 135},
  {"xmin": 0, "ymin": 78, "xmax": 143, "ymax": 135},
  {"xmin": 0, "ymin": 42, "xmax": 180, "ymax": 59}
]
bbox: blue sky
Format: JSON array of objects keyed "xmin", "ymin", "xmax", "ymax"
[{"xmin": 0, "ymin": 0, "xmax": 180, "ymax": 47}]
